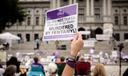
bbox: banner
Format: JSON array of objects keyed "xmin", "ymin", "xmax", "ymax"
[{"xmin": 43, "ymin": 3, "xmax": 78, "ymax": 41}]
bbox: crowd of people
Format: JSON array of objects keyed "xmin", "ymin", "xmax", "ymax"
[{"xmin": 0, "ymin": 33, "xmax": 127, "ymax": 76}]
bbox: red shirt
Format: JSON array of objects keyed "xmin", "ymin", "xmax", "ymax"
[{"xmin": 76, "ymin": 62, "xmax": 91, "ymax": 75}]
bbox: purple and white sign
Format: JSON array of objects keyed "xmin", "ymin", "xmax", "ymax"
[{"xmin": 43, "ymin": 3, "xmax": 78, "ymax": 41}]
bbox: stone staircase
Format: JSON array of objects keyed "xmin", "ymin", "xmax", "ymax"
[
  {"xmin": 10, "ymin": 40, "xmax": 128, "ymax": 55},
  {"xmin": 94, "ymin": 41, "xmax": 113, "ymax": 54}
]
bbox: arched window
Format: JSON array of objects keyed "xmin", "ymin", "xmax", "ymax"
[
  {"xmin": 95, "ymin": 27, "xmax": 103, "ymax": 34},
  {"xmin": 78, "ymin": 27, "xmax": 85, "ymax": 31}
]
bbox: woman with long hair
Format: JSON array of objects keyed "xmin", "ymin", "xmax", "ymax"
[{"xmin": 93, "ymin": 63, "xmax": 107, "ymax": 76}]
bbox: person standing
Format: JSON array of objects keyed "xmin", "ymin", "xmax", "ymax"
[
  {"xmin": 34, "ymin": 38, "xmax": 40, "ymax": 50},
  {"xmin": 28, "ymin": 57, "xmax": 45, "ymax": 76}
]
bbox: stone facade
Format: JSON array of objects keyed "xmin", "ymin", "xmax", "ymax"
[{"xmin": 4, "ymin": 0, "xmax": 128, "ymax": 51}]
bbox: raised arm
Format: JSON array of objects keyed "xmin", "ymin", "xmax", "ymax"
[{"xmin": 62, "ymin": 33, "xmax": 84, "ymax": 76}]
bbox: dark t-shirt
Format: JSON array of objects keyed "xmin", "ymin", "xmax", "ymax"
[
  {"xmin": 57, "ymin": 63, "xmax": 66, "ymax": 76},
  {"xmin": 7, "ymin": 61, "xmax": 20, "ymax": 73}
]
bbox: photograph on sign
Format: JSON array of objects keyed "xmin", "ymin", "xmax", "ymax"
[{"xmin": 43, "ymin": 3, "xmax": 78, "ymax": 41}]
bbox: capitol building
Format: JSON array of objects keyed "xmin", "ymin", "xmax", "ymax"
[{"xmin": 4, "ymin": 0, "xmax": 128, "ymax": 53}]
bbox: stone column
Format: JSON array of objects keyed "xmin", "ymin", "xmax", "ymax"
[
  {"xmin": 31, "ymin": 9, "xmax": 35, "ymax": 41},
  {"xmin": 103, "ymin": 0, "xmax": 113, "ymax": 35},
  {"xmin": 31, "ymin": 9, "xmax": 34, "ymax": 26},
  {"xmin": 39, "ymin": 9, "xmax": 42, "ymax": 25},
  {"xmin": 69, "ymin": 0, "xmax": 73, "ymax": 4},
  {"xmin": 107, "ymin": 0, "xmax": 112, "ymax": 15},
  {"xmin": 86, "ymin": 0, "xmax": 90, "ymax": 16},
  {"xmin": 73, "ymin": 0, "xmax": 76, "ymax": 3},
  {"xmin": 50, "ymin": 0, "xmax": 56, "ymax": 9},
  {"xmin": 90, "ymin": 0, "xmax": 94, "ymax": 16},
  {"xmin": 57, "ymin": 0, "xmax": 60, "ymax": 8},
  {"xmin": 54, "ymin": 0, "xmax": 57, "ymax": 8},
  {"xmin": 50, "ymin": 0, "xmax": 53, "ymax": 9},
  {"xmin": 103, "ymin": 0, "xmax": 107, "ymax": 16}
]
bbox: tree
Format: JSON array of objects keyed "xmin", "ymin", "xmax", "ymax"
[{"xmin": 0, "ymin": 0, "xmax": 26, "ymax": 33}]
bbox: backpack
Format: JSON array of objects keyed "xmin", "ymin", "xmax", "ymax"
[{"xmin": 27, "ymin": 64, "xmax": 45, "ymax": 76}]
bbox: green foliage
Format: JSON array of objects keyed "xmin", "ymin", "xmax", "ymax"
[{"xmin": 0, "ymin": 0, "xmax": 26, "ymax": 32}]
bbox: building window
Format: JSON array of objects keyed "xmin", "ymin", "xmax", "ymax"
[
  {"xmin": 95, "ymin": 8, "xmax": 100, "ymax": 13},
  {"xmin": 79, "ymin": 14, "xmax": 84, "ymax": 16},
  {"xmin": 35, "ymin": 17, "xmax": 39, "ymax": 25},
  {"xmin": 95, "ymin": 8, "xmax": 100, "ymax": 20},
  {"xmin": 124, "ymin": 9, "xmax": 127, "ymax": 12},
  {"xmin": 115, "ymin": 33, "xmax": 120, "ymax": 41},
  {"xmin": 79, "ymin": 0, "xmax": 84, "ymax": 1},
  {"xmin": 95, "ymin": 0, "xmax": 99, "ymax": 2},
  {"xmin": 79, "ymin": 14, "xmax": 84, "ymax": 22},
  {"xmin": 36, "ymin": 10, "xmax": 39, "ymax": 13},
  {"xmin": 115, "ymin": 16, "xmax": 118, "ymax": 25},
  {"xmin": 17, "ymin": 34, "xmax": 22, "ymax": 43},
  {"xmin": 123, "ymin": 16, "xmax": 127, "ymax": 25},
  {"xmin": 26, "ymin": 34, "xmax": 30, "ymax": 42},
  {"xmin": 79, "ymin": 8, "xmax": 84, "ymax": 13},
  {"xmin": 90, "ymin": 30, "xmax": 95, "ymax": 38},
  {"xmin": 95, "ymin": 13, "xmax": 100, "ymax": 19},
  {"xmin": 44, "ymin": 9, "xmax": 47, "ymax": 12},
  {"xmin": 28, "ymin": 10, "xmax": 31, "ymax": 13},
  {"xmin": 63, "ymin": 0, "xmax": 68, "ymax": 2},
  {"xmin": 124, "ymin": 33, "xmax": 128, "ymax": 40},
  {"xmin": 27, "ymin": 17, "xmax": 31, "ymax": 26},
  {"xmin": 34, "ymin": 34, "xmax": 39, "ymax": 40},
  {"xmin": 17, "ymin": 34, "xmax": 22, "ymax": 38},
  {"xmin": 115, "ymin": 9, "xmax": 118, "ymax": 12}
]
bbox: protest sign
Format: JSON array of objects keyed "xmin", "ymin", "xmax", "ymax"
[{"xmin": 43, "ymin": 3, "xmax": 78, "ymax": 41}]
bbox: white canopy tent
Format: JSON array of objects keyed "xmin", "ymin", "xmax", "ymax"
[
  {"xmin": 0, "ymin": 32, "xmax": 20, "ymax": 40},
  {"xmin": 0, "ymin": 32, "xmax": 20, "ymax": 48}
]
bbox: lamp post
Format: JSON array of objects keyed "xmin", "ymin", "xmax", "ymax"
[{"xmin": 118, "ymin": 43, "xmax": 124, "ymax": 76}]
